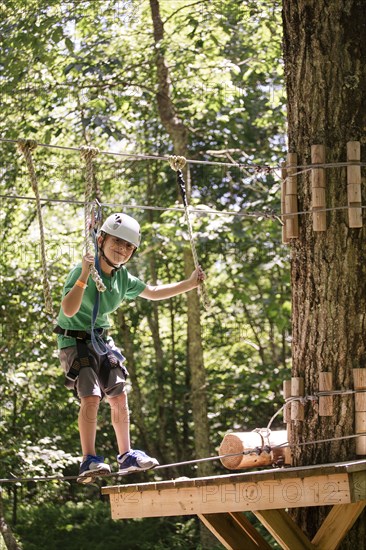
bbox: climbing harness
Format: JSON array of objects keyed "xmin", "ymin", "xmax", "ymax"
[
  {"xmin": 169, "ymin": 155, "xmax": 209, "ymax": 309},
  {"xmin": 53, "ymin": 324, "xmax": 126, "ymax": 396}
]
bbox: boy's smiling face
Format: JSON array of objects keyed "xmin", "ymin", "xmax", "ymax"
[{"xmin": 99, "ymin": 234, "xmax": 136, "ymax": 267}]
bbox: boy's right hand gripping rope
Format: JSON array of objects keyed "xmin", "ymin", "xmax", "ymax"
[{"xmin": 169, "ymin": 156, "xmax": 209, "ymax": 309}]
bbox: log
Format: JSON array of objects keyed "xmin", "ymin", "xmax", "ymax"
[{"xmin": 219, "ymin": 430, "xmax": 291, "ymax": 470}]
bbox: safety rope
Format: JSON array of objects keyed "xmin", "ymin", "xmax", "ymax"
[
  {"xmin": 0, "ymin": 432, "xmax": 364, "ymax": 485},
  {"xmin": 2, "ymin": 138, "xmax": 365, "ymax": 171},
  {"xmin": 169, "ymin": 155, "xmax": 210, "ymax": 309},
  {"xmin": 266, "ymin": 389, "xmax": 366, "ymax": 430},
  {"xmin": 17, "ymin": 139, "xmax": 54, "ymax": 315},
  {"xmin": 79, "ymin": 146, "xmax": 106, "ymax": 292}
]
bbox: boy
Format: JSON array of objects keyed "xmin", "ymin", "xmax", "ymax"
[{"xmin": 55, "ymin": 212, "xmax": 205, "ymax": 483}]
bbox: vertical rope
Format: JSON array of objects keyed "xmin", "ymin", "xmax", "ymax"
[
  {"xmin": 17, "ymin": 139, "xmax": 54, "ymax": 315},
  {"xmin": 169, "ymin": 155, "xmax": 209, "ymax": 309},
  {"xmin": 79, "ymin": 146, "xmax": 106, "ymax": 292}
]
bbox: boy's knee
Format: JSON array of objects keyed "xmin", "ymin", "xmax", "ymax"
[
  {"xmin": 81, "ymin": 395, "xmax": 100, "ymax": 406},
  {"xmin": 108, "ymin": 391, "xmax": 127, "ymax": 408}
]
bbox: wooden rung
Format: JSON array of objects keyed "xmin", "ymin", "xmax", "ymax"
[
  {"xmin": 286, "ymin": 153, "xmax": 298, "ymax": 194},
  {"xmin": 355, "ymin": 390, "xmax": 366, "ymax": 412},
  {"xmin": 311, "ymin": 145, "xmax": 327, "ymax": 232},
  {"xmin": 355, "ymin": 412, "xmax": 366, "ymax": 434},
  {"xmin": 347, "ymin": 183, "xmax": 362, "ymax": 203},
  {"xmin": 347, "ymin": 141, "xmax": 362, "ymax": 228},
  {"xmin": 285, "ymin": 153, "xmax": 299, "ymax": 239},
  {"xmin": 348, "ymin": 207, "xmax": 363, "ymax": 228},
  {"xmin": 347, "ymin": 142, "xmax": 361, "ymax": 183},
  {"xmin": 353, "ymin": 368, "xmax": 366, "ymax": 389},
  {"xmin": 281, "ymin": 162, "xmax": 290, "ymax": 244},
  {"xmin": 313, "ymin": 210, "xmax": 327, "ymax": 232},
  {"xmin": 312, "ymin": 187, "xmax": 326, "ymax": 208},
  {"xmin": 353, "ymin": 368, "xmax": 366, "ymax": 454},
  {"xmin": 291, "ymin": 377, "xmax": 304, "ymax": 421},
  {"xmin": 319, "ymin": 372, "xmax": 333, "ymax": 417}
]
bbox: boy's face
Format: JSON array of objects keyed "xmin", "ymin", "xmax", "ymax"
[{"xmin": 100, "ymin": 234, "xmax": 136, "ymax": 265}]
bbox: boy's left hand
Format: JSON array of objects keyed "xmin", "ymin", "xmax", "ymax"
[{"xmin": 188, "ymin": 265, "xmax": 206, "ymax": 288}]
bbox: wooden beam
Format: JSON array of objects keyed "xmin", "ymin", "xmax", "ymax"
[
  {"xmin": 253, "ymin": 509, "xmax": 315, "ymax": 550},
  {"xmin": 199, "ymin": 512, "xmax": 272, "ymax": 550},
  {"xmin": 311, "ymin": 502, "xmax": 366, "ymax": 550}
]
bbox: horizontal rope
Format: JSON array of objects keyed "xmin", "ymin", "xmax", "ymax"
[
  {"xmin": 0, "ymin": 193, "xmax": 282, "ymax": 222},
  {"xmin": 272, "ymin": 433, "xmax": 366, "ymax": 450},
  {"xmin": 1, "ymin": 193, "xmax": 366, "ymax": 224},
  {"xmin": 1, "ymin": 137, "xmax": 365, "ymax": 171},
  {"xmin": 0, "ymin": 433, "xmax": 365, "ymax": 485}
]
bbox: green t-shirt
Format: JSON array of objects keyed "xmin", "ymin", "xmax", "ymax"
[{"xmin": 56, "ymin": 264, "xmax": 146, "ymax": 349}]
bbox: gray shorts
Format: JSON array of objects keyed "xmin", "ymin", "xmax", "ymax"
[{"xmin": 59, "ymin": 337, "xmax": 128, "ymax": 399}]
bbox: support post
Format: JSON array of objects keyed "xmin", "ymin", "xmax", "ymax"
[
  {"xmin": 353, "ymin": 368, "xmax": 366, "ymax": 455},
  {"xmin": 318, "ymin": 372, "xmax": 333, "ymax": 416},
  {"xmin": 311, "ymin": 145, "xmax": 326, "ymax": 231},
  {"xmin": 347, "ymin": 141, "xmax": 362, "ymax": 228}
]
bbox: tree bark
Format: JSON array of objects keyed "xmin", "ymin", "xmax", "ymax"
[
  {"xmin": 282, "ymin": 0, "xmax": 366, "ymax": 545},
  {"xmin": 149, "ymin": 0, "xmax": 212, "ymax": 476}
]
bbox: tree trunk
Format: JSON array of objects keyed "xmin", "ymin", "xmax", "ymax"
[
  {"xmin": 149, "ymin": 0, "xmax": 212, "ymax": 476},
  {"xmin": 282, "ymin": 0, "xmax": 366, "ymax": 545},
  {"xmin": 0, "ymin": 490, "xmax": 21, "ymax": 550}
]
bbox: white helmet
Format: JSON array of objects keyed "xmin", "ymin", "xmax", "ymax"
[{"xmin": 100, "ymin": 213, "xmax": 141, "ymax": 248}]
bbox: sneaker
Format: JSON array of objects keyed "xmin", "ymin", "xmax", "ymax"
[
  {"xmin": 77, "ymin": 454, "xmax": 111, "ymax": 484},
  {"xmin": 117, "ymin": 449, "xmax": 159, "ymax": 474}
]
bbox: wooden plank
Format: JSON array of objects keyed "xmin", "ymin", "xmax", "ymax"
[
  {"xmin": 104, "ymin": 471, "xmax": 352, "ymax": 519},
  {"xmin": 103, "ymin": 460, "xmax": 366, "ymax": 497},
  {"xmin": 311, "ymin": 502, "xmax": 366, "ymax": 550},
  {"xmin": 253, "ymin": 509, "xmax": 315, "ymax": 550},
  {"xmin": 199, "ymin": 512, "xmax": 272, "ymax": 550}
]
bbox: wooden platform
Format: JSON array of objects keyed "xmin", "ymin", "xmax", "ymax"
[{"xmin": 102, "ymin": 460, "xmax": 366, "ymax": 550}]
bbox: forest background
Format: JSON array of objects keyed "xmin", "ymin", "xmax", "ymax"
[{"xmin": 0, "ymin": 1, "xmax": 289, "ymax": 548}]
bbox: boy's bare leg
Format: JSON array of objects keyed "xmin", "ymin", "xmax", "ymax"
[
  {"xmin": 108, "ymin": 391, "xmax": 130, "ymax": 455},
  {"xmin": 78, "ymin": 395, "xmax": 100, "ymax": 458}
]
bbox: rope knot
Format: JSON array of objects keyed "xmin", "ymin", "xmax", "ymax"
[
  {"xmin": 168, "ymin": 155, "xmax": 186, "ymax": 171},
  {"xmin": 17, "ymin": 139, "xmax": 38, "ymax": 153},
  {"xmin": 80, "ymin": 145, "xmax": 99, "ymax": 161}
]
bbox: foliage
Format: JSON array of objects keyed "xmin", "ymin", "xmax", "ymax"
[
  {"xmin": 0, "ymin": 0, "xmax": 289, "ymax": 547},
  {"xmin": 13, "ymin": 501, "xmax": 203, "ymax": 550}
]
